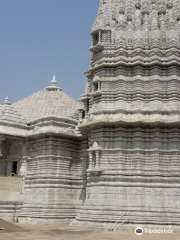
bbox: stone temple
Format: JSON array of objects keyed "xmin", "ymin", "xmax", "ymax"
[{"xmin": 0, "ymin": 0, "xmax": 180, "ymax": 230}]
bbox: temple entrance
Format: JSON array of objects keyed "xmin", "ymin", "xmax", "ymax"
[{"xmin": 12, "ymin": 161, "xmax": 18, "ymax": 175}]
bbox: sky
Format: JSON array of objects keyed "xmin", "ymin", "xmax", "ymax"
[{"xmin": 0, "ymin": 0, "xmax": 100, "ymax": 104}]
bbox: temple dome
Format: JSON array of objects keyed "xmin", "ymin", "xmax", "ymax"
[{"xmin": 13, "ymin": 77, "xmax": 82, "ymax": 123}]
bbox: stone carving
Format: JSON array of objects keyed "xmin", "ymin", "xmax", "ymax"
[
  {"xmin": 0, "ymin": 0, "xmax": 180, "ymax": 231},
  {"xmin": 72, "ymin": 0, "xmax": 180, "ymax": 230}
]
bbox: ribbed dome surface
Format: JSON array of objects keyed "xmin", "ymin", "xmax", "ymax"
[{"xmin": 13, "ymin": 89, "xmax": 82, "ymax": 122}]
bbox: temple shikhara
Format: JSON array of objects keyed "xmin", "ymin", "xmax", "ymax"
[{"xmin": 0, "ymin": 0, "xmax": 180, "ymax": 230}]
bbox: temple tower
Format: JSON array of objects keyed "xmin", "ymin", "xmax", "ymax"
[{"xmin": 72, "ymin": 0, "xmax": 180, "ymax": 230}]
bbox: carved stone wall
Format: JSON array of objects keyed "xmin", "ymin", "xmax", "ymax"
[
  {"xmin": 75, "ymin": 2, "xmax": 180, "ymax": 230},
  {"xmin": 72, "ymin": 127, "xmax": 180, "ymax": 229},
  {"xmin": 19, "ymin": 137, "xmax": 86, "ymax": 224}
]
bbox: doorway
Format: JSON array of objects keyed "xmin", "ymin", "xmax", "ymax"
[{"xmin": 12, "ymin": 161, "xmax": 18, "ymax": 175}]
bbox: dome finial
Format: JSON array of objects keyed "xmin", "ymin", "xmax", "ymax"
[
  {"xmin": 45, "ymin": 75, "xmax": 62, "ymax": 91},
  {"xmin": 51, "ymin": 75, "xmax": 58, "ymax": 87},
  {"xmin": 2, "ymin": 96, "xmax": 11, "ymax": 105}
]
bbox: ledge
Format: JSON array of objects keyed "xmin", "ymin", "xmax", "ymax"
[{"xmin": 87, "ymin": 168, "xmax": 102, "ymax": 176}]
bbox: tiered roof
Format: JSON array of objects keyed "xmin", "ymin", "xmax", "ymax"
[
  {"xmin": 0, "ymin": 77, "xmax": 82, "ymax": 137},
  {"xmin": 0, "ymin": 97, "xmax": 27, "ymax": 127}
]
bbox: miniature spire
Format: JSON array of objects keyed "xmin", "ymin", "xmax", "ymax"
[
  {"xmin": 45, "ymin": 75, "xmax": 62, "ymax": 91},
  {"xmin": 2, "ymin": 96, "xmax": 11, "ymax": 105}
]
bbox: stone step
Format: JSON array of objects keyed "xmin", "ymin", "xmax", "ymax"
[{"xmin": 0, "ymin": 218, "xmax": 23, "ymax": 232}]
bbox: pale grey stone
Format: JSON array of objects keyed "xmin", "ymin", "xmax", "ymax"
[{"xmin": 0, "ymin": 0, "xmax": 180, "ymax": 230}]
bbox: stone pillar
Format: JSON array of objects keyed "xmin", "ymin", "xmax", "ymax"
[
  {"xmin": 19, "ymin": 140, "xmax": 28, "ymax": 198},
  {"xmin": 107, "ymin": 30, "xmax": 111, "ymax": 44},
  {"xmin": 91, "ymin": 35, "xmax": 94, "ymax": 47},
  {"xmin": 89, "ymin": 151, "xmax": 93, "ymax": 169},
  {"xmin": 0, "ymin": 136, "xmax": 7, "ymax": 176},
  {"xmin": 0, "ymin": 137, "xmax": 4, "ymax": 157},
  {"xmin": 98, "ymin": 82, "xmax": 101, "ymax": 91},
  {"xmin": 19, "ymin": 140, "xmax": 28, "ymax": 177},
  {"xmin": 7, "ymin": 161, "xmax": 12, "ymax": 176},
  {"xmin": 78, "ymin": 109, "xmax": 83, "ymax": 121},
  {"xmin": 92, "ymin": 83, "xmax": 95, "ymax": 93},
  {"xmin": 84, "ymin": 100, "xmax": 89, "ymax": 118},
  {"xmin": 95, "ymin": 150, "xmax": 100, "ymax": 168},
  {"xmin": 98, "ymin": 30, "xmax": 102, "ymax": 44},
  {"xmin": 85, "ymin": 78, "xmax": 89, "ymax": 94},
  {"xmin": 18, "ymin": 159, "xmax": 27, "ymax": 177}
]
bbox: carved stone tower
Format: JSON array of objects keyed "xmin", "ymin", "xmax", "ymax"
[{"xmin": 72, "ymin": 0, "xmax": 180, "ymax": 230}]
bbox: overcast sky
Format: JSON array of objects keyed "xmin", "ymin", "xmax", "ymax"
[{"xmin": 0, "ymin": 0, "xmax": 99, "ymax": 103}]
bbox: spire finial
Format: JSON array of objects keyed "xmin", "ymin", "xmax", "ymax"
[
  {"xmin": 45, "ymin": 75, "xmax": 62, "ymax": 91},
  {"xmin": 2, "ymin": 96, "xmax": 11, "ymax": 105},
  {"xmin": 51, "ymin": 75, "xmax": 58, "ymax": 86}
]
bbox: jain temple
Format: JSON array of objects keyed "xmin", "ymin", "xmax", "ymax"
[{"xmin": 0, "ymin": 0, "xmax": 180, "ymax": 230}]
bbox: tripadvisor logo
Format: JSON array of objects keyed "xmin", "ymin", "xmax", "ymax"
[
  {"xmin": 135, "ymin": 227, "xmax": 143, "ymax": 235},
  {"xmin": 135, "ymin": 227, "xmax": 173, "ymax": 235}
]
